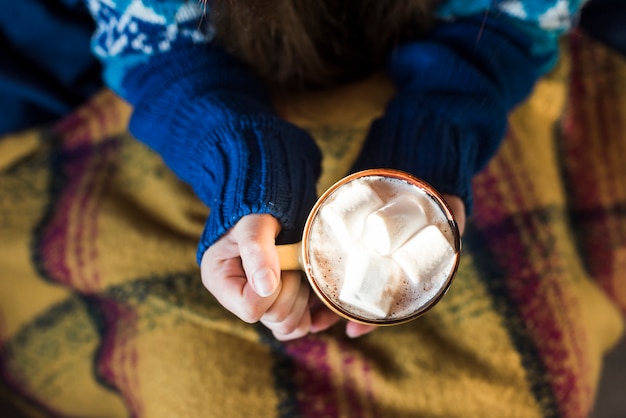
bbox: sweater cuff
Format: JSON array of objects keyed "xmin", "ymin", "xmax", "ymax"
[
  {"xmin": 352, "ymin": 94, "xmax": 483, "ymax": 214},
  {"xmin": 353, "ymin": 14, "xmax": 551, "ymax": 214},
  {"xmin": 121, "ymin": 45, "xmax": 322, "ymax": 264},
  {"xmin": 194, "ymin": 115, "xmax": 322, "ymax": 263}
]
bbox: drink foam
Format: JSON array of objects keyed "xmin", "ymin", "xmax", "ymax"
[{"xmin": 305, "ymin": 175, "xmax": 458, "ymax": 322}]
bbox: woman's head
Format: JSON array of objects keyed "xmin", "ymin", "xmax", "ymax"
[{"xmin": 210, "ymin": 0, "xmax": 440, "ymax": 89}]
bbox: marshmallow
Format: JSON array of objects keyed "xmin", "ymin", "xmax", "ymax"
[
  {"xmin": 319, "ymin": 180, "xmax": 384, "ymax": 246},
  {"xmin": 391, "ymin": 225, "xmax": 455, "ymax": 285},
  {"xmin": 339, "ymin": 249, "xmax": 402, "ymax": 318},
  {"xmin": 363, "ymin": 195, "xmax": 428, "ymax": 255}
]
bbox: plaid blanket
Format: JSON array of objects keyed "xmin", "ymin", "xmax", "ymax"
[{"xmin": 1, "ymin": 33, "xmax": 625, "ymax": 418}]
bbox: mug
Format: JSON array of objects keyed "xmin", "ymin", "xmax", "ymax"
[{"xmin": 276, "ymin": 169, "xmax": 461, "ymax": 326}]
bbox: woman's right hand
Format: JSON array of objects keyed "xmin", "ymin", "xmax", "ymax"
[{"xmin": 200, "ymin": 214, "xmax": 345, "ymax": 341}]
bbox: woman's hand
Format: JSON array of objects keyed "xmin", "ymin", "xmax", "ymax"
[
  {"xmin": 201, "ymin": 193, "xmax": 464, "ymax": 341},
  {"xmin": 201, "ymin": 214, "xmax": 342, "ymax": 340}
]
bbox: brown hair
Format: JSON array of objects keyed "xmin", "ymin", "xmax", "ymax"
[{"xmin": 209, "ymin": 0, "xmax": 441, "ymax": 90}]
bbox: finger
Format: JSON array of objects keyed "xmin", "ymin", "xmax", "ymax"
[
  {"xmin": 309, "ymin": 308, "xmax": 342, "ymax": 333},
  {"xmin": 441, "ymin": 194, "xmax": 466, "ymax": 235},
  {"xmin": 271, "ymin": 313, "xmax": 311, "ymax": 341},
  {"xmin": 261, "ymin": 271, "xmax": 311, "ymax": 338},
  {"xmin": 201, "ymin": 248, "xmax": 279, "ymax": 323},
  {"xmin": 267, "ymin": 307, "xmax": 312, "ymax": 341},
  {"xmin": 235, "ymin": 214, "xmax": 282, "ymax": 297},
  {"xmin": 308, "ymin": 297, "xmax": 342, "ymax": 333},
  {"xmin": 261, "ymin": 271, "xmax": 307, "ymax": 324},
  {"xmin": 345, "ymin": 322, "xmax": 377, "ymax": 338}
]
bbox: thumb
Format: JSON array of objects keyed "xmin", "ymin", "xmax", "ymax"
[
  {"xmin": 236, "ymin": 214, "xmax": 282, "ymax": 297},
  {"xmin": 249, "ymin": 266, "xmax": 279, "ymax": 298}
]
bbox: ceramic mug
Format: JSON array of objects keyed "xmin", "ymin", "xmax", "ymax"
[{"xmin": 276, "ymin": 169, "xmax": 461, "ymax": 326}]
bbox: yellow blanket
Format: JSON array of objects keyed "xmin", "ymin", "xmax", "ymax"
[{"xmin": 1, "ymin": 34, "xmax": 625, "ymax": 418}]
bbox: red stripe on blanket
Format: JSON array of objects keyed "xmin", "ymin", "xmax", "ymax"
[
  {"xmin": 566, "ymin": 35, "xmax": 614, "ymax": 288},
  {"xmin": 284, "ymin": 337, "xmax": 376, "ymax": 418},
  {"xmin": 473, "ymin": 148, "xmax": 591, "ymax": 416},
  {"xmin": 96, "ymin": 298, "xmax": 143, "ymax": 418},
  {"xmin": 562, "ymin": 35, "xmax": 626, "ymax": 311},
  {"xmin": 38, "ymin": 120, "xmax": 119, "ymax": 292},
  {"xmin": 562, "ymin": 37, "xmax": 607, "ymax": 211}
]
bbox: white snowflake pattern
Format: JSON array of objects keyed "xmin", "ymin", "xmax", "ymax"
[
  {"xmin": 538, "ymin": 0, "xmax": 572, "ymax": 30},
  {"xmin": 88, "ymin": 0, "xmax": 212, "ymax": 59},
  {"xmin": 497, "ymin": 0, "xmax": 528, "ymax": 19}
]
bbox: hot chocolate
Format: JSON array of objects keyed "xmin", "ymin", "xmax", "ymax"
[{"xmin": 303, "ymin": 172, "xmax": 459, "ymax": 324}]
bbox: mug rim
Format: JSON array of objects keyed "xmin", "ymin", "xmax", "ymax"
[{"xmin": 301, "ymin": 168, "xmax": 461, "ymax": 326}]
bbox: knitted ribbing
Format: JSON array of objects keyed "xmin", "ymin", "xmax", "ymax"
[
  {"xmin": 352, "ymin": 15, "xmax": 555, "ymax": 213},
  {"xmin": 122, "ymin": 45, "xmax": 322, "ymax": 263}
]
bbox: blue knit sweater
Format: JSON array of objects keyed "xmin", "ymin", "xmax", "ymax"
[{"xmin": 83, "ymin": 0, "xmax": 586, "ymax": 263}]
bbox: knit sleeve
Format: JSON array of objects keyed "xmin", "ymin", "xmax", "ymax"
[
  {"xmin": 437, "ymin": 1, "xmax": 588, "ymax": 72},
  {"xmin": 85, "ymin": 0, "xmax": 322, "ymax": 263},
  {"xmin": 351, "ymin": 14, "xmax": 557, "ymax": 213}
]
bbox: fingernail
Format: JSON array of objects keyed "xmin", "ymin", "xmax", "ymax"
[
  {"xmin": 252, "ymin": 268, "xmax": 278, "ymax": 297},
  {"xmin": 346, "ymin": 328, "xmax": 359, "ymax": 338}
]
